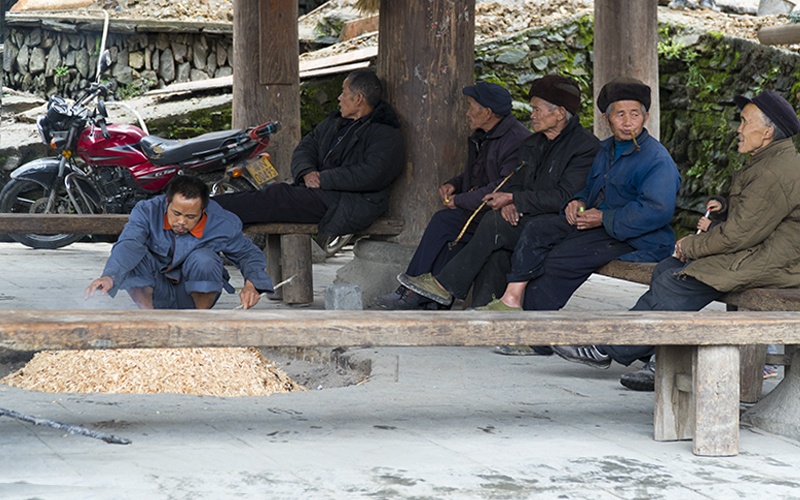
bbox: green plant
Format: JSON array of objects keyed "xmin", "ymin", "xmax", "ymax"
[{"xmin": 54, "ymin": 66, "xmax": 69, "ymax": 78}]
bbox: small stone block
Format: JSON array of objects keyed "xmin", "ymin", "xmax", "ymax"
[{"xmin": 324, "ymin": 284, "xmax": 363, "ymax": 310}]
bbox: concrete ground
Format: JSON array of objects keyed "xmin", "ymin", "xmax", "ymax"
[{"xmin": 0, "ymin": 242, "xmax": 798, "ymax": 500}]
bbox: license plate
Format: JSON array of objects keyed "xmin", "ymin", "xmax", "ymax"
[{"xmin": 246, "ymin": 155, "xmax": 279, "ymax": 186}]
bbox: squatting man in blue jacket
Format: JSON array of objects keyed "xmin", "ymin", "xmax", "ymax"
[{"xmin": 85, "ymin": 175, "xmax": 273, "ymax": 310}]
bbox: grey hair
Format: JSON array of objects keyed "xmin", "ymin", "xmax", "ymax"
[
  {"xmin": 540, "ymin": 99, "xmax": 573, "ymax": 121},
  {"xmin": 760, "ymin": 110, "xmax": 787, "ymax": 141}
]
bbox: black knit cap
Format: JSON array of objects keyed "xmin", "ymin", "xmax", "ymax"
[
  {"xmin": 596, "ymin": 77, "xmax": 651, "ymax": 112},
  {"xmin": 734, "ymin": 90, "xmax": 800, "ymax": 137},
  {"xmin": 462, "ymin": 82, "xmax": 513, "ymax": 116},
  {"xmin": 527, "ymin": 75, "xmax": 581, "ymax": 115}
]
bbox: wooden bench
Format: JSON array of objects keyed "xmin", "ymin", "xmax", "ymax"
[
  {"xmin": 1, "ymin": 308, "xmax": 799, "ymax": 457},
  {"xmin": 0, "ymin": 214, "xmax": 403, "ymax": 305},
  {"xmin": 595, "ymin": 260, "xmax": 799, "ymax": 402}
]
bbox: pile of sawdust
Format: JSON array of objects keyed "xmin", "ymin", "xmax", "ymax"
[{"xmin": 0, "ymin": 347, "xmax": 305, "ymax": 397}]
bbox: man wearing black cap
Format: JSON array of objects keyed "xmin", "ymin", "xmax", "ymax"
[
  {"xmin": 403, "ymin": 76, "xmax": 679, "ymax": 318},
  {"xmin": 375, "ymin": 82, "xmax": 531, "ymax": 309},
  {"xmin": 394, "ymin": 75, "xmax": 601, "ymax": 310},
  {"xmin": 556, "ymin": 88, "xmax": 800, "ymax": 372}
]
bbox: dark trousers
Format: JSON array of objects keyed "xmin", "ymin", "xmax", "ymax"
[
  {"xmin": 212, "ymin": 183, "xmax": 328, "ymax": 225},
  {"xmin": 406, "ymin": 208, "xmax": 474, "ymax": 277},
  {"xmin": 436, "ymin": 210, "xmax": 527, "ymax": 303},
  {"xmin": 508, "ymin": 215, "xmax": 634, "ymax": 311},
  {"xmin": 601, "ymin": 257, "xmax": 724, "ymax": 365}
]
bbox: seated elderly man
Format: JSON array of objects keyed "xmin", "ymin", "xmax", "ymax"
[
  {"xmin": 401, "ymin": 77, "xmax": 680, "ymax": 322},
  {"xmin": 85, "ymin": 175, "xmax": 273, "ymax": 310},
  {"xmin": 213, "ymin": 69, "xmax": 405, "ymax": 239},
  {"xmin": 556, "ymin": 89, "xmax": 800, "ymax": 371},
  {"xmin": 396, "ymin": 75, "xmax": 601, "ymax": 310},
  {"xmin": 375, "ymin": 82, "xmax": 531, "ymax": 310}
]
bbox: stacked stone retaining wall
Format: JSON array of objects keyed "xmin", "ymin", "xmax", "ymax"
[{"xmin": 2, "ymin": 14, "xmax": 233, "ymax": 100}]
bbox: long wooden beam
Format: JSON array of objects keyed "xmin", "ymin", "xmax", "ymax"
[
  {"xmin": 0, "ymin": 214, "xmax": 130, "ymax": 234},
  {"xmin": 3, "ymin": 310, "xmax": 800, "ymax": 352},
  {"xmin": 0, "ymin": 214, "xmax": 403, "ymax": 235},
  {"xmin": 757, "ymin": 24, "xmax": 800, "ymax": 46}
]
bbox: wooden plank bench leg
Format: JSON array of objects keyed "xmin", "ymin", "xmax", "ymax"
[
  {"xmin": 265, "ymin": 234, "xmax": 283, "ymax": 301},
  {"xmin": 739, "ymin": 344, "xmax": 767, "ymax": 403},
  {"xmin": 728, "ymin": 304, "xmax": 766, "ymax": 403},
  {"xmin": 654, "ymin": 345, "xmax": 694, "ymax": 442},
  {"xmin": 280, "ymin": 234, "xmax": 313, "ymax": 304},
  {"xmin": 693, "ymin": 345, "xmax": 740, "ymax": 456}
]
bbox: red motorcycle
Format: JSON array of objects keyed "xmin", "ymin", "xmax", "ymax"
[{"xmin": 0, "ymin": 80, "xmax": 280, "ymax": 249}]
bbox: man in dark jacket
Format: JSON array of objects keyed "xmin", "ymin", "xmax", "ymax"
[
  {"xmin": 401, "ymin": 77, "xmax": 680, "ymax": 317},
  {"xmin": 375, "ymin": 82, "xmax": 531, "ymax": 309},
  {"xmin": 396, "ymin": 75, "xmax": 601, "ymax": 309},
  {"xmin": 213, "ymin": 69, "xmax": 405, "ymax": 238}
]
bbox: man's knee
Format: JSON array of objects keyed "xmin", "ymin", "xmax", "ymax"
[{"xmin": 183, "ymin": 248, "xmax": 224, "ymax": 280}]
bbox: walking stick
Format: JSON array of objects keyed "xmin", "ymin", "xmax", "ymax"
[
  {"xmin": 0, "ymin": 407, "xmax": 131, "ymax": 445},
  {"xmin": 449, "ymin": 161, "xmax": 526, "ymax": 249}
]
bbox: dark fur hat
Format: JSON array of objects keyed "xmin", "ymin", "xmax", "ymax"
[
  {"xmin": 527, "ymin": 75, "xmax": 581, "ymax": 115},
  {"xmin": 596, "ymin": 77, "xmax": 651, "ymax": 112}
]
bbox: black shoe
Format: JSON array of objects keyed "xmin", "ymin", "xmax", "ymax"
[
  {"xmin": 620, "ymin": 359, "xmax": 655, "ymax": 391},
  {"xmin": 374, "ymin": 286, "xmax": 432, "ymax": 310},
  {"xmin": 493, "ymin": 345, "xmax": 554, "ymax": 356},
  {"xmin": 552, "ymin": 345, "xmax": 611, "ymax": 369}
]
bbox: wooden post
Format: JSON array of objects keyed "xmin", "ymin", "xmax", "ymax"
[
  {"xmin": 377, "ymin": 0, "xmax": 475, "ymax": 244},
  {"xmin": 593, "ymin": 0, "xmax": 660, "ymax": 140},
  {"xmin": 654, "ymin": 345, "xmax": 694, "ymax": 442},
  {"xmin": 232, "ymin": 0, "xmax": 300, "ymax": 181}
]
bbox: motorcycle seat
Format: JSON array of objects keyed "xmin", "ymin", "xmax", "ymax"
[{"xmin": 140, "ymin": 129, "xmax": 244, "ymax": 166}]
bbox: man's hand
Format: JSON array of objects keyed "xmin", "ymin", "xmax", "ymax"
[
  {"xmin": 438, "ymin": 183, "xmax": 456, "ymax": 205},
  {"xmin": 565, "ymin": 200, "xmax": 585, "ymax": 225},
  {"xmin": 303, "ymin": 171, "xmax": 321, "ymax": 188},
  {"xmin": 85, "ymin": 276, "xmax": 114, "ymax": 300},
  {"xmin": 575, "ymin": 207, "xmax": 603, "ymax": 230},
  {"xmin": 673, "ymin": 237, "xmax": 688, "ymax": 262},
  {"xmin": 483, "ymin": 192, "xmax": 513, "ymax": 210},
  {"xmin": 238, "ymin": 280, "xmax": 261, "ymax": 310},
  {"xmin": 500, "ymin": 203, "xmax": 522, "ymax": 226}
]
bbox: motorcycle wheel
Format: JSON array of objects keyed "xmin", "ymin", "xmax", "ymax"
[
  {"xmin": 0, "ymin": 178, "xmax": 85, "ymax": 249},
  {"xmin": 321, "ymin": 234, "xmax": 355, "ymax": 257},
  {"xmin": 208, "ymin": 176, "xmax": 255, "ymax": 196}
]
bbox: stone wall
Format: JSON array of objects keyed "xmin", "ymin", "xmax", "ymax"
[
  {"xmin": 473, "ymin": 14, "xmax": 800, "ymax": 235},
  {"xmin": 2, "ymin": 15, "xmax": 233, "ymax": 100}
]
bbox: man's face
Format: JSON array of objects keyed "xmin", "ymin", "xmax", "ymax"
[
  {"xmin": 529, "ymin": 96, "xmax": 563, "ymax": 135},
  {"xmin": 338, "ymin": 79, "xmax": 362, "ymax": 120},
  {"xmin": 737, "ymin": 103, "xmax": 772, "ymax": 155},
  {"xmin": 166, "ymin": 193, "xmax": 203, "ymax": 235},
  {"xmin": 605, "ymin": 100, "xmax": 648, "ymax": 142},
  {"xmin": 465, "ymin": 96, "xmax": 493, "ymax": 131}
]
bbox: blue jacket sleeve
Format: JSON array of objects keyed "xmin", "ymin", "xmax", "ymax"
[{"xmin": 101, "ymin": 201, "xmax": 154, "ymax": 293}]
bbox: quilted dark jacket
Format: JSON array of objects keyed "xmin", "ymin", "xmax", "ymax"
[{"xmin": 291, "ymin": 100, "xmax": 405, "ymax": 237}]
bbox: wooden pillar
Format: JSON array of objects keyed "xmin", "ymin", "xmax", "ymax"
[
  {"xmin": 232, "ymin": 0, "xmax": 300, "ymax": 181},
  {"xmin": 377, "ymin": 0, "xmax": 475, "ymax": 244},
  {"xmin": 593, "ymin": 0, "xmax": 660, "ymax": 140}
]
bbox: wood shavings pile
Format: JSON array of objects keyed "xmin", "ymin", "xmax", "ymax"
[{"xmin": 0, "ymin": 347, "xmax": 305, "ymax": 397}]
